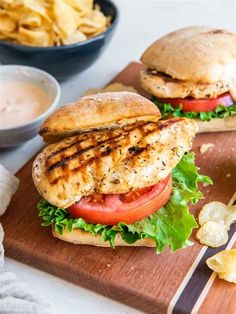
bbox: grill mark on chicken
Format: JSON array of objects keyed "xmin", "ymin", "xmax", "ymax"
[
  {"xmin": 48, "ymin": 145, "xmax": 95, "ymax": 172},
  {"xmin": 63, "ymin": 143, "xmax": 150, "ymax": 180},
  {"xmin": 47, "ymin": 136, "xmax": 121, "ymax": 172},
  {"xmin": 47, "ymin": 120, "xmax": 182, "ymax": 177},
  {"xmin": 47, "ymin": 138, "xmax": 87, "ymax": 160},
  {"xmin": 33, "ymin": 117, "xmax": 197, "ymax": 208},
  {"xmin": 47, "ymin": 118, "xmax": 181, "ymax": 185},
  {"xmin": 46, "ymin": 122, "xmax": 153, "ymax": 172},
  {"xmin": 158, "ymin": 117, "xmax": 182, "ymax": 129},
  {"xmin": 46, "ymin": 121, "xmax": 148, "ymax": 161},
  {"xmin": 128, "ymin": 146, "xmax": 146, "ymax": 155}
]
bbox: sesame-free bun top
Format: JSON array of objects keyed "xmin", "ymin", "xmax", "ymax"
[
  {"xmin": 141, "ymin": 26, "xmax": 236, "ymax": 83},
  {"xmin": 40, "ymin": 92, "xmax": 161, "ymax": 143}
]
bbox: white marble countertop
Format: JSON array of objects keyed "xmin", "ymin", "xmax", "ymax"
[{"xmin": 1, "ymin": 1, "xmax": 235, "ymax": 313}]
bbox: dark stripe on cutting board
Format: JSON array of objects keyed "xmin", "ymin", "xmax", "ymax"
[{"xmin": 172, "ymin": 198, "xmax": 236, "ymax": 314}]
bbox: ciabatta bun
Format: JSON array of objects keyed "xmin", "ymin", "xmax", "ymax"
[
  {"xmin": 52, "ymin": 228, "xmax": 155, "ymax": 247},
  {"xmin": 40, "ymin": 92, "xmax": 161, "ymax": 143},
  {"xmin": 141, "ymin": 26, "xmax": 236, "ymax": 83}
]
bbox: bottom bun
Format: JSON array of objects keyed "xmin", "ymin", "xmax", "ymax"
[
  {"xmin": 52, "ymin": 228, "xmax": 155, "ymax": 247},
  {"xmin": 197, "ymin": 116, "xmax": 236, "ymax": 133}
]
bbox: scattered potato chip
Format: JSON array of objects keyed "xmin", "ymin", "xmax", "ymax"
[
  {"xmin": 0, "ymin": 0, "xmax": 111, "ymax": 46},
  {"xmin": 199, "ymin": 201, "xmax": 236, "ymax": 229},
  {"xmin": 206, "ymin": 249, "xmax": 236, "ymax": 284},
  {"xmin": 200, "ymin": 143, "xmax": 215, "ymax": 154},
  {"xmin": 83, "ymin": 83, "xmax": 138, "ymax": 96},
  {"xmin": 196, "ymin": 221, "xmax": 228, "ymax": 247},
  {"xmin": 219, "ymin": 272, "xmax": 236, "ymax": 283},
  {"xmin": 199, "ymin": 202, "xmax": 229, "ymax": 226}
]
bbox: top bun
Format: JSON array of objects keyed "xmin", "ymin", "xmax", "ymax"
[
  {"xmin": 141, "ymin": 26, "xmax": 236, "ymax": 83},
  {"xmin": 40, "ymin": 92, "xmax": 161, "ymax": 143}
]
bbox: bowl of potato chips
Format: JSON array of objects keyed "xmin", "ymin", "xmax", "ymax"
[{"xmin": 0, "ymin": 0, "xmax": 118, "ymax": 80}]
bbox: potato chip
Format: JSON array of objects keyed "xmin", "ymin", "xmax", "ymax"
[
  {"xmin": 0, "ymin": 0, "xmax": 22, "ymax": 8},
  {"xmin": 62, "ymin": 30, "xmax": 87, "ymax": 45},
  {"xmin": 20, "ymin": 12, "xmax": 42, "ymax": 28},
  {"xmin": 219, "ymin": 272, "xmax": 236, "ymax": 283},
  {"xmin": 24, "ymin": 0, "xmax": 52, "ymax": 23},
  {"xmin": 0, "ymin": 11, "xmax": 17, "ymax": 32},
  {"xmin": 206, "ymin": 249, "xmax": 236, "ymax": 284},
  {"xmin": 64, "ymin": 0, "xmax": 93, "ymax": 15},
  {"xmin": 18, "ymin": 26, "xmax": 50, "ymax": 46},
  {"xmin": 53, "ymin": 0, "xmax": 80, "ymax": 38},
  {"xmin": 83, "ymin": 83, "xmax": 138, "ymax": 96},
  {"xmin": 199, "ymin": 202, "xmax": 228, "ymax": 225},
  {"xmin": 199, "ymin": 201, "xmax": 236, "ymax": 229},
  {"xmin": 0, "ymin": 0, "xmax": 111, "ymax": 46},
  {"xmin": 196, "ymin": 221, "xmax": 228, "ymax": 247},
  {"xmin": 79, "ymin": 10, "xmax": 107, "ymax": 36}
]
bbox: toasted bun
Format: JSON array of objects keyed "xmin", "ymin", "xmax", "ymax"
[
  {"xmin": 52, "ymin": 228, "xmax": 155, "ymax": 247},
  {"xmin": 141, "ymin": 26, "xmax": 236, "ymax": 83},
  {"xmin": 196, "ymin": 116, "xmax": 236, "ymax": 133},
  {"xmin": 40, "ymin": 92, "xmax": 161, "ymax": 143}
]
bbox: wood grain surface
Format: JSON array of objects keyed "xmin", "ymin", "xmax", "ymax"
[{"xmin": 2, "ymin": 62, "xmax": 236, "ymax": 314}]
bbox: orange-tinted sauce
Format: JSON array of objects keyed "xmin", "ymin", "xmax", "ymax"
[{"xmin": 0, "ymin": 80, "xmax": 51, "ymax": 129}]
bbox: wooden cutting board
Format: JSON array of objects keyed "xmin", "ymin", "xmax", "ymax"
[{"xmin": 2, "ymin": 62, "xmax": 236, "ymax": 314}]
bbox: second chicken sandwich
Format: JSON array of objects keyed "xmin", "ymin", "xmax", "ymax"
[{"xmin": 140, "ymin": 26, "xmax": 236, "ymax": 133}]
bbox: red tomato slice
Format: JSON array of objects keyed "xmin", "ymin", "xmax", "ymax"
[
  {"xmin": 157, "ymin": 92, "xmax": 234, "ymax": 112},
  {"xmin": 68, "ymin": 175, "xmax": 172, "ymax": 225},
  {"xmin": 120, "ymin": 186, "xmax": 153, "ymax": 203}
]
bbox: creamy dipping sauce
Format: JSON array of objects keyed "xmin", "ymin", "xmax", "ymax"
[{"xmin": 0, "ymin": 80, "xmax": 51, "ymax": 129}]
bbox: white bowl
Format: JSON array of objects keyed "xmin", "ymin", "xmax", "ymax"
[{"xmin": 0, "ymin": 65, "xmax": 60, "ymax": 147}]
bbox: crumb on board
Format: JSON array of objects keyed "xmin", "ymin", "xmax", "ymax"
[
  {"xmin": 226, "ymin": 173, "xmax": 232, "ymax": 178},
  {"xmin": 106, "ymin": 264, "xmax": 111, "ymax": 267},
  {"xmin": 200, "ymin": 143, "xmax": 215, "ymax": 154}
]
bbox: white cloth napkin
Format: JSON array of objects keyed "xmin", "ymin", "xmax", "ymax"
[{"xmin": 0, "ymin": 164, "xmax": 56, "ymax": 314}]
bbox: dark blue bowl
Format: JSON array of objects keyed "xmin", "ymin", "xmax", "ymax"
[{"xmin": 0, "ymin": 0, "xmax": 119, "ymax": 81}]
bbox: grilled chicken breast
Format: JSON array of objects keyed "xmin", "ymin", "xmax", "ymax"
[
  {"xmin": 140, "ymin": 70, "xmax": 229, "ymax": 99},
  {"xmin": 33, "ymin": 118, "xmax": 197, "ymax": 208}
]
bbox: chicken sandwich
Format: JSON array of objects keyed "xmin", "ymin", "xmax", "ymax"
[{"xmin": 33, "ymin": 92, "xmax": 211, "ymax": 252}]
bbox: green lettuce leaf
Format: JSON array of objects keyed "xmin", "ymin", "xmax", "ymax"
[
  {"xmin": 151, "ymin": 96, "xmax": 236, "ymax": 121},
  {"xmin": 38, "ymin": 152, "xmax": 212, "ymax": 253}
]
